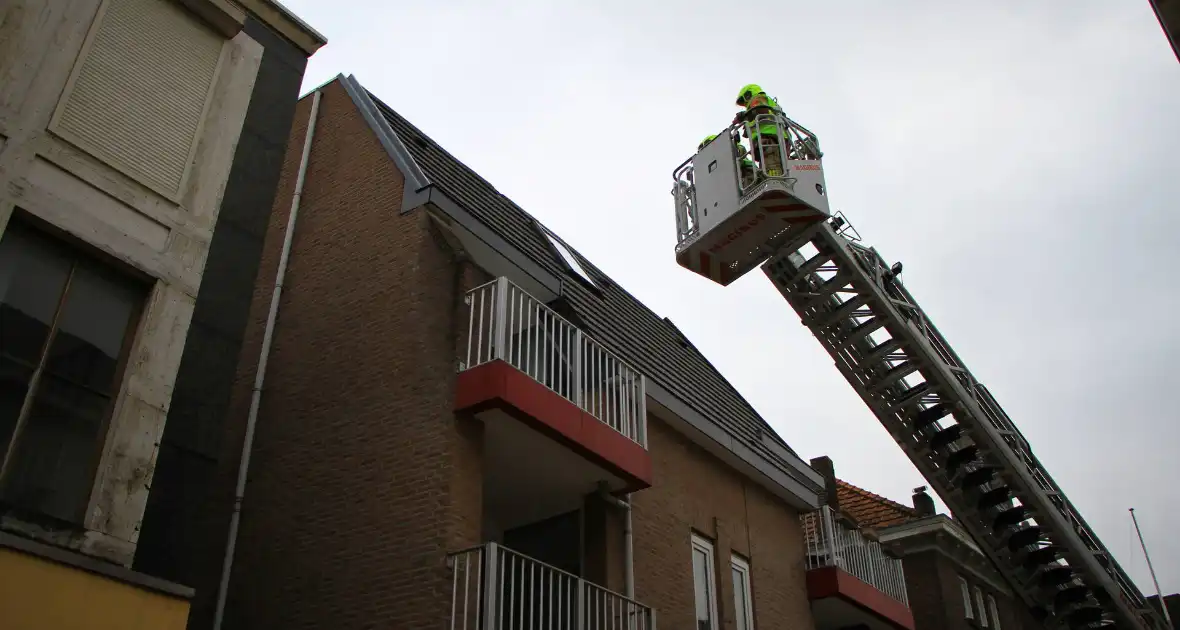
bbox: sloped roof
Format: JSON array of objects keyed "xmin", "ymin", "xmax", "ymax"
[
  {"xmin": 836, "ymin": 479, "xmax": 918, "ymax": 529},
  {"xmin": 363, "ymin": 88, "xmax": 809, "ymax": 475}
]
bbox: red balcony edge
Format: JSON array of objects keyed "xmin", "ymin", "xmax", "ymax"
[
  {"xmin": 805, "ymin": 566, "xmax": 915, "ymax": 630},
  {"xmin": 455, "ymin": 360, "xmax": 653, "ymax": 490}
]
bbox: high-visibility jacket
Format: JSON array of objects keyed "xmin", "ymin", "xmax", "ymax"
[{"xmin": 743, "ymin": 91, "xmax": 782, "ymax": 140}]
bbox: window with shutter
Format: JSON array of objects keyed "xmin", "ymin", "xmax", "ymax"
[{"xmin": 51, "ymin": 0, "xmax": 226, "ymax": 199}]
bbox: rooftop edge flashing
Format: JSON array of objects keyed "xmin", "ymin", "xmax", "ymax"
[
  {"xmin": 647, "ymin": 379, "xmax": 823, "ymax": 511},
  {"xmin": 878, "ymin": 514, "xmax": 982, "ymax": 555},
  {"xmin": 338, "ymin": 74, "xmax": 431, "ymax": 209},
  {"xmin": 877, "ymin": 517, "xmax": 1011, "ymax": 594},
  {"xmin": 236, "ymin": 0, "xmax": 328, "ymax": 54}
]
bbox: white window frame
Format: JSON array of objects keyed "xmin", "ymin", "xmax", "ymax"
[
  {"xmin": 540, "ymin": 226, "xmax": 597, "ymax": 287},
  {"xmin": 959, "ymin": 576, "xmax": 974, "ymax": 619},
  {"xmin": 975, "ymin": 586, "xmax": 988, "ymax": 627},
  {"xmin": 691, "ymin": 534, "xmax": 720, "ymax": 630},
  {"xmin": 988, "ymin": 594, "xmax": 1001, "ymax": 630},
  {"xmin": 730, "ymin": 554, "xmax": 755, "ymax": 630}
]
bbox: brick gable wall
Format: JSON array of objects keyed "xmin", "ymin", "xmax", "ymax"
[
  {"xmin": 200, "ymin": 81, "xmax": 484, "ymax": 630},
  {"xmin": 196, "ymin": 78, "xmax": 822, "ymax": 630}
]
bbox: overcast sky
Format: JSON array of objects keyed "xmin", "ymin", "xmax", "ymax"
[{"xmin": 282, "ymin": 0, "xmax": 1180, "ymax": 595}]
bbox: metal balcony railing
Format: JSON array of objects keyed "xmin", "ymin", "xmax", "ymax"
[
  {"xmin": 462, "ymin": 277, "xmax": 648, "ymax": 448},
  {"xmin": 801, "ymin": 505, "xmax": 910, "ymax": 606},
  {"xmin": 448, "ymin": 542, "xmax": 656, "ymax": 630}
]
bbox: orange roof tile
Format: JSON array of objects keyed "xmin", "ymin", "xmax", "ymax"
[{"xmin": 835, "ymin": 479, "xmax": 919, "ymax": 529}]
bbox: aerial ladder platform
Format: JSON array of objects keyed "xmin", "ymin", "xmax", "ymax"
[{"xmin": 671, "ymin": 111, "xmax": 1169, "ymax": 630}]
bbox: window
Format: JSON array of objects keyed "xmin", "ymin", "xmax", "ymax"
[
  {"xmin": 975, "ymin": 586, "xmax": 988, "ymax": 627},
  {"xmin": 691, "ymin": 534, "xmax": 719, "ymax": 630},
  {"xmin": 730, "ymin": 554, "xmax": 755, "ymax": 630},
  {"xmin": 988, "ymin": 595, "xmax": 1001, "ymax": 630},
  {"xmin": 0, "ymin": 223, "xmax": 145, "ymax": 523},
  {"xmin": 540, "ymin": 227, "xmax": 597, "ymax": 288},
  {"xmin": 51, "ymin": 0, "xmax": 226, "ymax": 198},
  {"xmin": 959, "ymin": 576, "xmax": 974, "ymax": 619}
]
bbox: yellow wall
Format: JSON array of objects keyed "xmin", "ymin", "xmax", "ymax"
[{"xmin": 0, "ymin": 547, "xmax": 190, "ymax": 630}]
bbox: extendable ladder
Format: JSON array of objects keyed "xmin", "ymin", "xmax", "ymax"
[{"xmin": 761, "ymin": 219, "xmax": 1168, "ymax": 630}]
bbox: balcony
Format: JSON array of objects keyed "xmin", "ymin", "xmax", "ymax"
[
  {"xmin": 448, "ymin": 542, "xmax": 656, "ymax": 630},
  {"xmin": 455, "ymin": 278, "xmax": 652, "ymax": 532},
  {"xmin": 802, "ymin": 506, "xmax": 915, "ymax": 630}
]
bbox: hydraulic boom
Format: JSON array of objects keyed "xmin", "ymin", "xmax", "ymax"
[
  {"xmin": 670, "ymin": 110, "xmax": 1170, "ymax": 630},
  {"xmin": 761, "ymin": 219, "xmax": 1167, "ymax": 630}
]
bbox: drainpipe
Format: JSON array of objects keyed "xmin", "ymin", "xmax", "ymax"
[
  {"xmin": 598, "ymin": 484, "xmax": 635, "ymax": 600},
  {"xmin": 211, "ymin": 88, "xmax": 323, "ymax": 630}
]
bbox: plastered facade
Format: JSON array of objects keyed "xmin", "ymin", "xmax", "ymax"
[{"xmin": 0, "ymin": 0, "xmax": 264, "ymax": 565}]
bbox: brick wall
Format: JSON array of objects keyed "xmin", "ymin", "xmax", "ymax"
[
  {"xmin": 902, "ymin": 550, "xmax": 954, "ymax": 630},
  {"xmin": 903, "ymin": 548, "xmax": 1040, "ymax": 630},
  {"xmin": 190, "ymin": 76, "xmax": 819, "ymax": 630},
  {"xmin": 195, "ymin": 80, "xmax": 484, "ymax": 630},
  {"xmin": 624, "ymin": 416, "xmax": 817, "ymax": 630}
]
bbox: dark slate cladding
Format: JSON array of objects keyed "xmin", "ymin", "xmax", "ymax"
[
  {"xmin": 367, "ymin": 92, "xmax": 803, "ymax": 468},
  {"xmin": 135, "ymin": 17, "xmax": 309, "ymax": 588}
]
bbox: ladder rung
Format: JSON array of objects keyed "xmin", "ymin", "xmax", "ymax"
[
  {"xmin": 868, "ymin": 361, "xmax": 920, "ymax": 393},
  {"xmin": 886, "ymin": 383, "xmax": 931, "ymax": 414},
  {"xmin": 807, "ymin": 294, "xmax": 867, "ymax": 329},
  {"xmin": 808, "ymin": 272, "xmax": 852, "ymax": 303},
  {"xmin": 911, "ymin": 403, "xmax": 949, "ymax": 429},
  {"xmin": 835, "ymin": 317, "xmax": 885, "ymax": 350},
  {"xmin": 783, "ymin": 252, "xmax": 833, "ymax": 286},
  {"xmin": 862, "ymin": 338, "xmax": 902, "ymax": 365}
]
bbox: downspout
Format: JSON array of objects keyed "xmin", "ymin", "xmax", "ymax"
[
  {"xmin": 211, "ymin": 88, "xmax": 323, "ymax": 630},
  {"xmin": 598, "ymin": 484, "xmax": 635, "ymax": 600}
]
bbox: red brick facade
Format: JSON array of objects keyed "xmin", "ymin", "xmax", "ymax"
[
  {"xmin": 900, "ymin": 549, "xmax": 1042, "ymax": 630},
  {"xmin": 627, "ymin": 417, "xmax": 816, "ymax": 630},
  {"xmin": 197, "ymin": 79, "xmax": 822, "ymax": 630}
]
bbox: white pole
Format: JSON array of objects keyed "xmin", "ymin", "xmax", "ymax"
[
  {"xmin": 212, "ymin": 88, "xmax": 322, "ymax": 630},
  {"xmin": 1131, "ymin": 507, "xmax": 1173, "ymax": 627}
]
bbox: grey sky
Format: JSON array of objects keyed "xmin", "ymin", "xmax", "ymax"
[{"xmin": 283, "ymin": 0, "xmax": 1180, "ymax": 595}]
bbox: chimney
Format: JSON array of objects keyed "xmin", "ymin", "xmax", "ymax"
[
  {"xmin": 912, "ymin": 486, "xmax": 936, "ymax": 517},
  {"xmin": 809, "ymin": 456, "xmax": 840, "ymax": 512}
]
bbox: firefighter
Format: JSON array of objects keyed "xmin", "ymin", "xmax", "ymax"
[
  {"xmin": 698, "ymin": 134, "xmax": 756, "ymax": 189},
  {"xmin": 733, "ymin": 84, "xmax": 785, "ymax": 177}
]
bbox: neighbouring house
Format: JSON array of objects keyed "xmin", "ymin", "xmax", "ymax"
[
  {"xmin": 810, "ymin": 456, "xmax": 1046, "ymax": 630},
  {"xmin": 179, "ymin": 74, "xmax": 922, "ymax": 630},
  {"xmin": 0, "ymin": 0, "xmax": 325, "ymax": 627}
]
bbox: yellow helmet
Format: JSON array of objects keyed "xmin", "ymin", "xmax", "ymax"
[
  {"xmin": 698, "ymin": 134, "xmax": 718, "ymax": 151},
  {"xmin": 736, "ymin": 84, "xmax": 763, "ymax": 106}
]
